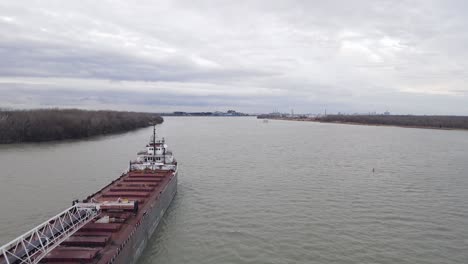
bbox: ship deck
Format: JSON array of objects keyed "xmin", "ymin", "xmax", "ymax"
[{"xmin": 39, "ymin": 169, "xmax": 175, "ymax": 264}]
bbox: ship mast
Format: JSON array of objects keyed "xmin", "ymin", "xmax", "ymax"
[
  {"xmin": 163, "ymin": 137, "xmax": 166, "ymax": 164},
  {"xmin": 153, "ymin": 123, "xmax": 156, "ymax": 170}
]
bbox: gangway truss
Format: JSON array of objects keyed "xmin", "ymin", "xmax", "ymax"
[{"xmin": 0, "ymin": 204, "xmax": 99, "ymax": 264}]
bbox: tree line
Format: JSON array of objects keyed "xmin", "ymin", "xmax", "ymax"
[
  {"xmin": 316, "ymin": 115, "xmax": 468, "ymax": 129},
  {"xmin": 0, "ymin": 109, "xmax": 163, "ymax": 143}
]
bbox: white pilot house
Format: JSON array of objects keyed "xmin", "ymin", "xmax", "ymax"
[{"xmin": 130, "ymin": 126, "xmax": 176, "ymax": 171}]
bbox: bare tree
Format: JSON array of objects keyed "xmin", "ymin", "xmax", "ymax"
[{"xmin": 0, "ymin": 109, "xmax": 163, "ymax": 143}]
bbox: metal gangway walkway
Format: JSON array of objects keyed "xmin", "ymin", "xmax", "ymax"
[{"xmin": 0, "ymin": 204, "xmax": 99, "ymax": 264}]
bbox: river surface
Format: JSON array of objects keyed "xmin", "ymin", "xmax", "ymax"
[{"xmin": 0, "ymin": 117, "xmax": 467, "ymax": 263}]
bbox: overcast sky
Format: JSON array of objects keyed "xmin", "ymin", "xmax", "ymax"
[{"xmin": 1, "ymin": 0, "xmax": 468, "ymax": 114}]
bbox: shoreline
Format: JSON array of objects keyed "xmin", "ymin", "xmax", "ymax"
[
  {"xmin": 0, "ymin": 124, "xmax": 159, "ymax": 146},
  {"xmin": 0, "ymin": 109, "xmax": 164, "ymax": 144},
  {"xmin": 262, "ymin": 117, "xmax": 468, "ymax": 131}
]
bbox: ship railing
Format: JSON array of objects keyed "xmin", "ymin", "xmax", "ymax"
[{"xmin": 0, "ymin": 204, "xmax": 99, "ymax": 264}]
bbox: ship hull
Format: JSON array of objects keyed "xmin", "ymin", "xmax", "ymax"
[
  {"xmin": 111, "ymin": 170, "xmax": 178, "ymax": 264},
  {"xmin": 0, "ymin": 132, "xmax": 179, "ymax": 264}
]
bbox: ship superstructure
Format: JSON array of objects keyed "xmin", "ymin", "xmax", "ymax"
[
  {"xmin": 0, "ymin": 125, "xmax": 177, "ymax": 264},
  {"xmin": 130, "ymin": 126, "xmax": 176, "ymax": 171}
]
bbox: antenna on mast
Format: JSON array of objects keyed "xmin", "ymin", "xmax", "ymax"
[
  {"xmin": 152, "ymin": 123, "xmax": 156, "ymax": 170},
  {"xmin": 163, "ymin": 137, "xmax": 166, "ymax": 164}
]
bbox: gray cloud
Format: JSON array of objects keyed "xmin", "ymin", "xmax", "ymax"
[{"xmin": 0, "ymin": 0, "xmax": 467, "ymax": 114}]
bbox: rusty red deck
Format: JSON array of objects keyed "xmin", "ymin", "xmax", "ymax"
[{"xmin": 40, "ymin": 169, "xmax": 175, "ymax": 264}]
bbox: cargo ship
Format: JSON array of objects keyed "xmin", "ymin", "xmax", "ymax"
[{"xmin": 0, "ymin": 126, "xmax": 177, "ymax": 264}]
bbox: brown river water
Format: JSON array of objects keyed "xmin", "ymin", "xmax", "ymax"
[{"xmin": 0, "ymin": 117, "xmax": 467, "ymax": 263}]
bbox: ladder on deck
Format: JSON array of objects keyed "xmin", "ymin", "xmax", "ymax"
[{"xmin": 0, "ymin": 204, "xmax": 99, "ymax": 264}]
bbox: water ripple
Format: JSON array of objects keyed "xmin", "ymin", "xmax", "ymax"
[{"xmin": 1, "ymin": 117, "xmax": 467, "ymax": 263}]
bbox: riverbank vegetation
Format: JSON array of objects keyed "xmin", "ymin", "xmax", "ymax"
[
  {"xmin": 258, "ymin": 114, "xmax": 468, "ymax": 130},
  {"xmin": 0, "ymin": 109, "xmax": 163, "ymax": 143},
  {"xmin": 316, "ymin": 115, "xmax": 468, "ymax": 130}
]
